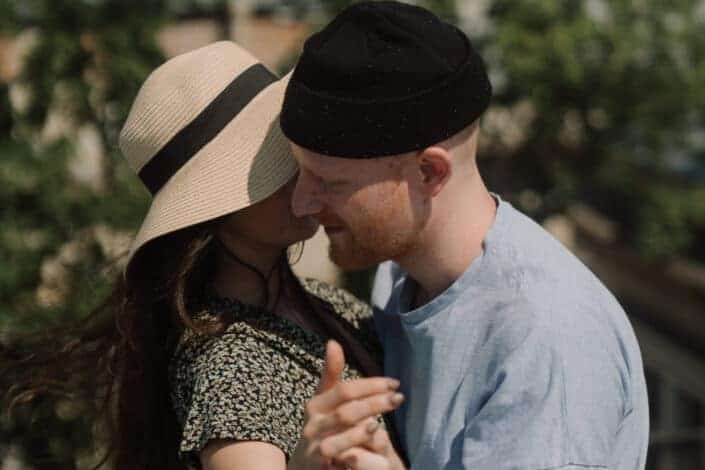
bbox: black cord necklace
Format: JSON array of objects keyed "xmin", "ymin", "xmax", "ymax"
[{"xmin": 215, "ymin": 238, "xmax": 284, "ymax": 311}]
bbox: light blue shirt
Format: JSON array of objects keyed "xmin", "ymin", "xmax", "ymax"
[{"xmin": 372, "ymin": 195, "xmax": 649, "ymax": 469}]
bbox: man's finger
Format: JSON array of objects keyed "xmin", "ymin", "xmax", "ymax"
[
  {"xmin": 333, "ymin": 431, "xmax": 401, "ymax": 469},
  {"xmin": 319, "ymin": 418, "xmax": 381, "ymax": 459},
  {"xmin": 317, "ymin": 340, "xmax": 346, "ymax": 394},
  {"xmin": 305, "ymin": 391, "xmax": 404, "ymax": 439},
  {"xmin": 363, "ymin": 427, "xmax": 394, "ymax": 454},
  {"xmin": 333, "ymin": 446, "xmax": 390, "ymax": 469},
  {"xmin": 313, "ymin": 376, "xmax": 400, "ymax": 412},
  {"xmin": 303, "ymin": 389, "xmax": 403, "ymax": 440},
  {"xmin": 333, "ymin": 391, "xmax": 404, "ymax": 428}
]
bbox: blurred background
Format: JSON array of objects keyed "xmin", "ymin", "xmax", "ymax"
[{"xmin": 0, "ymin": 0, "xmax": 703, "ymax": 468}]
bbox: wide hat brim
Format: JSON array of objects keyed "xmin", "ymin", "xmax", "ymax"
[{"xmin": 124, "ymin": 72, "xmax": 296, "ymax": 277}]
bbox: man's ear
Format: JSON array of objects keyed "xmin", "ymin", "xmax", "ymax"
[{"xmin": 416, "ymin": 146, "xmax": 452, "ymax": 197}]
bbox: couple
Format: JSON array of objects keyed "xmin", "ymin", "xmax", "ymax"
[{"xmin": 39, "ymin": 1, "xmax": 649, "ymax": 469}]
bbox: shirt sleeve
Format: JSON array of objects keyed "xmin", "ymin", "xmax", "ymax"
[
  {"xmin": 461, "ymin": 312, "xmax": 625, "ymax": 469},
  {"xmin": 172, "ymin": 326, "xmax": 316, "ymax": 465}
]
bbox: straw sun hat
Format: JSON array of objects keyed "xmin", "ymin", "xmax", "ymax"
[{"xmin": 119, "ymin": 41, "xmax": 297, "ymax": 276}]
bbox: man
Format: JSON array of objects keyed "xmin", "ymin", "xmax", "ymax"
[{"xmin": 281, "ymin": 2, "xmax": 649, "ymax": 469}]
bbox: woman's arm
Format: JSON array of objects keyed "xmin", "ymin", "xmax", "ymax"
[
  {"xmin": 201, "ymin": 440, "xmax": 287, "ymax": 470},
  {"xmin": 200, "ymin": 438, "xmax": 330, "ymax": 470}
]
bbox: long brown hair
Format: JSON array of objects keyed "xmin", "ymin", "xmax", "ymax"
[
  {"xmin": 1, "ymin": 212, "xmax": 386, "ymax": 469},
  {"xmin": 2, "ymin": 217, "xmax": 236, "ymax": 469}
]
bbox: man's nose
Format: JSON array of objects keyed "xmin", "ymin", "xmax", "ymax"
[{"xmin": 291, "ymin": 171, "xmax": 324, "ymax": 218}]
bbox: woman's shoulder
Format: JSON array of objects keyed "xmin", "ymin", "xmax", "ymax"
[
  {"xmin": 169, "ymin": 307, "xmax": 325, "ymax": 465},
  {"xmin": 300, "ymin": 277, "xmax": 372, "ymax": 327},
  {"xmin": 169, "ymin": 292, "xmax": 371, "ymax": 410},
  {"xmin": 170, "ymin": 281, "xmax": 375, "ymax": 385},
  {"xmin": 168, "ymin": 284, "xmax": 379, "ymax": 465},
  {"xmin": 171, "ymin": 303, "xmax": 325, "ymax": 388}
]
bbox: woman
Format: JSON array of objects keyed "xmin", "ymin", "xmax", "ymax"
[{"xmin": 2, "ymin": 42, "xmax": 407, "ymax": 469}]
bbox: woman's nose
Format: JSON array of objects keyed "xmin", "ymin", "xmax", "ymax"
[{"xmin": 291, "ymin": 172, "xmax": 324, "ymax": 218}]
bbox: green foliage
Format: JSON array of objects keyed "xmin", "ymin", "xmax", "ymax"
[
  {"xmin": 0, "ymin": 0, "xmax": 238, "ymax": 460},
  {"xmin": 0, "ymin": 1, "xmax": 164, "ymax": 328},
  {"xmin": 421, "ymin": 0, "xmax": 457, "ymax": 22},
  {"xmin": 0, "ymin": 1, "xmax": 177, "ymax": 466},
  {"xmin": 634, "ymin": 186, "xmax": 705, "ymax": 259},
  {"xmin": 322, "ymin": 0, "xmax": 457, "ymax": 21},
  {"xmin": 484, "ymin": 0, "xmax": 705, "ymax": 260}
]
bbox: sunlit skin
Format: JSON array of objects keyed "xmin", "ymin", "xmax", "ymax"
[
  {"xmin": 203, "ymin": 177, "xmax": 409, "ymax": 470},
  {"xmin": 204, "ymin": 124, "xmax": 498, "ymax": 469},
  {"xmin": 202, "ymin": 177, "xmax": 405, "ymax": 469},
  {"xmin": 290, "ymin": 123, "xmax": 499, "ymax": 468},
  {"xmin": 290, "ymin": 149, "xmax": 424, "ymax": 271},
  {"xmin": 290, "ymin": 121, "xmax": 497, "ymax": 305}
]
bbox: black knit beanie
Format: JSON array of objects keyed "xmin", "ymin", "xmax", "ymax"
[{"xmin": 280, "ymin": 0, "xmax": 492, "ymax": 158}]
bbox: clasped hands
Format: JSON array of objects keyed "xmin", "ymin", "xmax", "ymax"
[{"xmin": 289, "ymin": 340, "xmax": 407, "ymax": 470}]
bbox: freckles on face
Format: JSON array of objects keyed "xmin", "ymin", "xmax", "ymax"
[
  {"xmin": 326, "ymin": 177, "xmax": 424, "ymax": 269},
  {"xmin": 289, "ymin": 147, "xmax": 428, "ymax": 268}
]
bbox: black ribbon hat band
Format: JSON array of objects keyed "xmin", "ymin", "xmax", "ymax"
[{"xmin": 138, "ymin": 63, "xmax": 277, "ymax": 195}]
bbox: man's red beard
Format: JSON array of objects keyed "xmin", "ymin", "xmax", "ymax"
[{"xmin": 321, "ymin": 215, "xmax": 419, "ymax": 271}]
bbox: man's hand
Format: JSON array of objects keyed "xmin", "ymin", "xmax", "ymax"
[
  {"xmin": 330, "ymin": 426, "xmax": 407, "ymax": 470},
  {"xmin": 289, "ymin": 340, "xmax": 405, "ymax": 469}
]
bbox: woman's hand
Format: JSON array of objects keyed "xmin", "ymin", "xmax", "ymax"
[{"xmin": 289, "ymin": 341, "xmax": 406, "ymax": 470}]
